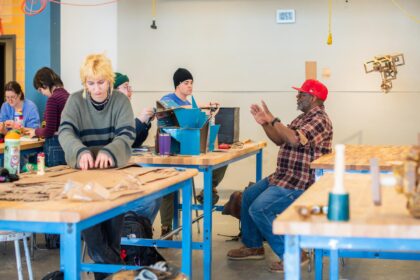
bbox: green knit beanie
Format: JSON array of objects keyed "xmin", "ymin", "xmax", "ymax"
[{"xmin": 114, "ymin": 72, "xmax": 129, "ymax": 89}]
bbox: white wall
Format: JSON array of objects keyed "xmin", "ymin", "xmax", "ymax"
[
  {"xmin": 61, "ymin": 0, "xmax": 117, "ymax": 92},
  {"xmin": 61, "ymin": 0, "xmax": 420, "ymax": 190}
]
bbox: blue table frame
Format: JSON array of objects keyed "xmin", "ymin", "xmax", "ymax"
[
  {"xmin": 0, "ymin": 176, "xmax": 194, "ymax": 280},
  {"xmin": 135, "ymin": 144, "xmax": 265, "ymax": 280},
  {"xmin": 313, "ymin": 170, "xmax": 420, "ymax": 278},
  {"xmin": 284, "ymin": 236, "xmax": 420, "ymax": 280},
  {"xmin": 274, "ymin": 173, "xmax": 420, "ymax": 280}
]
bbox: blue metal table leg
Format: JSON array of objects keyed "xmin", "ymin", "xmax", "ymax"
[
  {"xmin": 284, "ymin": 235, "xmax": 300, "ymax": 280},
  {"xmin": 329, "ymin": 249, "xmax": 339, "ymax": 280},
  {"xmin": 256, "ymin": 150, "xmax": 262, "ymax": 182},
  {"xmin": 203, "ymin": 168, "xmax": 213, "ymax": 280},
  {"xmin": 62, "ymin": 223, "xmax": 81, "ymax": 280},
  {"xmin": 173, "ymin": 190, "xmax": 180, "ymax": 230},
  {"xmin": 315, "ymin": 169, "xmax": 324, "ymax": 181},
  {"xmin": 181, "ymin": 179, "xmax": 193, "ymax": 278},
  {"xmin": 314, "ymin": 249, "xmax": 323, "ymax": 280},
  {"xmin": 60, "ymin": 232, "xmax": 65, "ymax": 270}
]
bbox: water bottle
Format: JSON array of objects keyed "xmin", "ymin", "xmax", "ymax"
[{"xmin": 4, "ymin": 130, "xmax": 21, "ymax": 175}]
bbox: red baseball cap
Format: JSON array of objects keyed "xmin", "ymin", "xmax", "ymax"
[{"xmin": 292, "ymin": 79, "xmax": 328, "ymax": 101}]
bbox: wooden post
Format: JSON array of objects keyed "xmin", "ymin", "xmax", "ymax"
[
  {"xmin": 305, "ymin": 61, "xmax": 317, "ymax": 80},
  {"xmin": 370, "ymin": 158, "xmax": 381, "ymax": 206}
]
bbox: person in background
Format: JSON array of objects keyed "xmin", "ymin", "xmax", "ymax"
[
  {"xmin": 24, "ymin": 67, "xmax": 69, "ymax": 167},
  {"xmin": 59, "ymin": 54, "xmax": 135, "ymax": 280},
  {"xmin": 159, "ymin": 68, "xmax": 228, "ymax": 237},
  {"xmin": 227, "ymin": 79, "xmax": 333, "ymax": 273},
  {"xmin": 0, "ymin": 81, "xmax": 40, "ymax": 132},
  {"xmin": 113, "ymin": 72, "xmax": 161, "ymax": 224},
  {"xmin": 113, "ymin": 72, "xmax": 155, "ymax": 147}
]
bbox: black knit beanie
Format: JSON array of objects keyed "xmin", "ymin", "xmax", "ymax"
[{"xmin": 173, "ymin": 68, "xmax": 193, "ymax": 89}]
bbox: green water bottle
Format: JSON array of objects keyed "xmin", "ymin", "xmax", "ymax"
[{"xmin": 4, "ymin": 131, "xmax": 21, "ymax": 175}]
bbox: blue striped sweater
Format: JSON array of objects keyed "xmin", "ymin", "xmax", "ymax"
[{"xmin": 58, "ymin": 89, "xmax": 135, "ymax": 168}]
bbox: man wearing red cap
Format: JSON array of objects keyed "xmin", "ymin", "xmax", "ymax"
[{"xmin": 227, "ymin": 79, "xmax": 333, "ymax": 273}]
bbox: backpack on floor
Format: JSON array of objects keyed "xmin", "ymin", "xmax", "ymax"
[
  {"xmin": 41, "ymin": 271, "xmax": 63, "ymax": 280},
  {"xmin": 121, "ymin": 211, "xmax": 165, "ymax": 266},
  {"xmin": 45, "ymin": 233, "xmax": 60, "ymax": 249}
]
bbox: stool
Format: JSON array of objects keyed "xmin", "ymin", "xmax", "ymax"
[{"xmin": 0, "ymin": 231, "xmax": 33, "ymax": 280}]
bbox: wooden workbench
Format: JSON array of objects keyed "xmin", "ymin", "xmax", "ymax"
[
  {"xmin": 273, "ymin": 173, "xmax": 420, "ymax": 280},
  {"xmin": 0, "ymin": 168, "xmax": 197, "ymax": 223},
  {"xmin": 0, "ymin": 167, "xmax": 197, "ymax": 279},
  {"xmin": 273, "ymin": 173, "xmax": 420, "ymax": 239},
  {"xmin": 131, "ymin": 140, "xmax": 267, "ymax": 280},
  {"xmin": 310, "ymin": 144, "xmax": 413, "ymax": 171},
  {"xmin": 131, "ymin": 141, "xmax": 267, "ymax": 166}
]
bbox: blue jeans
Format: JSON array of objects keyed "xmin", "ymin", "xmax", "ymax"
[
  {"xmin": 132, "ymin": 196, "xmax": 162, "ymax": 223},
  {"xmin": 241, "ymin": 177, "xmax": 303, "ymax": 259},
  {"xmin": 44, "ymin": 136, "xmax": 66, "ymax": 167}
]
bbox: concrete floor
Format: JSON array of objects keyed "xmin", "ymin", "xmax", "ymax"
[{"xmin": 1, "ymin": 193, "xmax": 419, "ymax": 280}]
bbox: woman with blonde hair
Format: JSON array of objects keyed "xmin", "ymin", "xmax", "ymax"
[{"xmin": 59, "ymin": 53, "xmax": 135, "ymax": 279}]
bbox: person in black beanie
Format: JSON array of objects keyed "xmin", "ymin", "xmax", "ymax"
[
  {"xmin": 159, "ymin": 68, "xmax": 228, "ymax": 238},
  {"xmin": 173, "ymin": 68, "xmax": 193, "ymax": 90},
  {"xmin": 160, "ymin": 68, "xmax": 194, "ymax": 106}
]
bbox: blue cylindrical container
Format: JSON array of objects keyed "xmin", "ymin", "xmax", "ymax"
[{"xmin": 327, "ymin": 192, "xmax": 350, "ymax": 221}]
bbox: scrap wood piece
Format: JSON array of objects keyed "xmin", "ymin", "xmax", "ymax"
[
  {"xmin": 0, "ymin": 193, "xmax": 50, "ymax": 202},
  {"xmin": 0, "ymin": 180, "xmax": 66, "ymax": 202},
  {"xmin": 120, "ymin": 165, "xmax": 164, "ymax": 177},
  {"xmin": 137, "ymin": 168, "xmax": 179, "ymax": 185}
]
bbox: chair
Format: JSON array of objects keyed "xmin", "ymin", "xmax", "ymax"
[{"xmin": 0, "ymin": 231, "xmax": 33, "ymax": 280}]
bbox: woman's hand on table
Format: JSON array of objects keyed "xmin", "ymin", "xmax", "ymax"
[
  {"xmin": 4, "ymin": 120, "xmax": 14, "ymax": 128},
  {"xmin": 95, "ymin": 152, "xmax": 114, "ymax": 169},
  {"xmin": 78, "ymin": 153, "xmax": 94, "ymax": 170},
  {"xmin": 23, "ymin": 128, "xmax": 36, "ymax": 138}
]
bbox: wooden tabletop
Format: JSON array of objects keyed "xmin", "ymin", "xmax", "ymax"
[
  {"xmin": 0, "ymin": 139, "xmax": 45, "ymax": 154},
  {"xmin": 310, "ymin": 144, "xmax": 413, "ymax": 171},
  {"xmin": 273, "ymin": 173, "xmax": 420, "ymax": 239},
  {"xmin": 0, "ymin": 168, "xmax": 197, "ymax": 223},
  {"xmin": 130, "ymin": 141, "xmax": 267, "ymax": 166}
]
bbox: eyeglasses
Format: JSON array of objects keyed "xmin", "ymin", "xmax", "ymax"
[
  {"xmin": 5, "ymin": 95, "xmax": 18, "ymax": 101},
  {"xmin": 118, "ymin": 85, "xmax": 132, "ymax": 91}
]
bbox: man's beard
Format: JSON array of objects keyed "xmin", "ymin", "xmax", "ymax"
[{"xmin": 297, "ymin": 99, "xmax": 310, "ymax": 112}]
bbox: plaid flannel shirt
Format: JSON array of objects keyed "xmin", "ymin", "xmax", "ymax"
[{"xmin": 268, "ymin": 105, "xmax": 333, "ymax": 190}]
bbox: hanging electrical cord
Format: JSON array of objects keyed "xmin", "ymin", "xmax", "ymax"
[
  {"xmin": 390, "ymin": 0, "xmax": 420, "ymax": 24},
  {"xmin": 21, "ymin": 0, "xmax": 47, "ymax": 16},
  {"xmin": 327, "ymin": 0, "xmax": 333, "ymax": 45},
  {"xmin": 150, "ymin": 0, "xmax": 157, "ymax": 29},
  {"xmin": 21, "ymin": 0, "xmax": 120, "ymax": 16}
]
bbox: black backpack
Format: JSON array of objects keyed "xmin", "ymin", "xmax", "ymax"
[
  {"xmin": 121, "ymin": 211, "xmax": 165, "ymax": 266},
  {"xmin": 45, "ymin": 233, "xmax": 60, "ymax": 249},
  {"xmin": 41, "ymin": 271, "xmax": 63, "ymax": 280}
]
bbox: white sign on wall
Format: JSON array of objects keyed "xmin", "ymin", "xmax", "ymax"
[{"xmin": 276, "ymin": 9, "xmax": 295, "ymax": 23}]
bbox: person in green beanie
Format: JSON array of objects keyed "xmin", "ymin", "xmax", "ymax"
[
  {"xmin": 114, "ymin": 72, "xmax": 162, "ymax": 227},
  {"xmin": 114, "ymin": 72, "xmax": 155, "ymax": 147}
]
